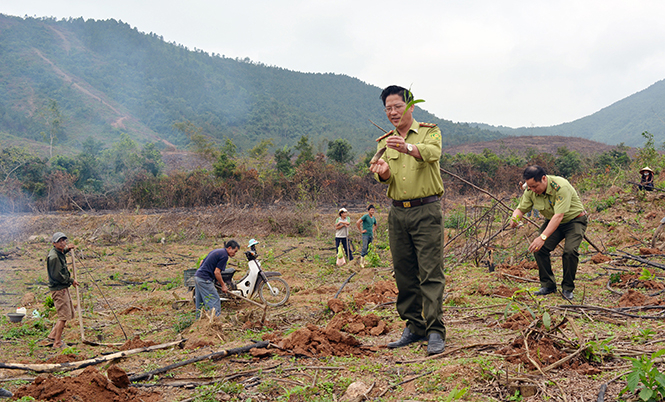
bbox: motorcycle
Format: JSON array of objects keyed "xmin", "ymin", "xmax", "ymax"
[{"xmin": 217, "ymin": 239, "xmax": 290, "ymax": 307}]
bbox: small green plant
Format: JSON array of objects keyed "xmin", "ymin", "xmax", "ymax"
[
  {"xmin": 44, "ymin": 295, "xmax": 54, "ymax": 308},
  {"xmin": 61, "ymin": 346, "xmax": 80, "ymax": 355},
  {"xmin": 633, "ymin": 328, "xmax": 656, "ymax": 344},
  {"xmin": 16, "ymin": 397, "xmax": 36, "ymax": 402},
  {"xmin": 620, "ymin": 349, "xmax": 665, "ymax": 401},
  {"xmin": 609, "ymin": 272, "xmax": 622, "ymax": 284},
  {"xmin": 506, "ymin": 389, "xmax": 523, "ymax": 401},
  {"xmin": 639, "ymin": 268, "xmax": 656, "ymax": 281},
  {"xmin": 585, "ymin": 336, "xmax": 615, "ymax": 363},
  {"xmin": 443, "ymin": 386, "xmax": 468, "ymax": 401},
  {"xmin": 365, "ymin": 243, "xmax": 381, "ymax": 267},
  {"xmin": 174, "ymin": 311, "xmax": 195, "ymax": 333}
]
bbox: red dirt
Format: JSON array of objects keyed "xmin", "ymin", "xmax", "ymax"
[
  {"xmin": 617, "ymin": 289, "xmax": 665, "ymax": 307},
  {"xmin": 497, "ymin": 335, "xmax": 572, "ymax": 369},
  {"xmin": 499, "ymin": 310, "xmax": 532, "ymax": 331},
  {"xmin": 591, "ymin": 254, "xmax": 612, "ymax": 263},
  {"xmin": 353, "ymin": 280, "xmax": 398, "ymax": 307},
  {"xmin": 13, "ymin": 366, "xmax": 160, "ymax": 402},
  {"xmin": 639, "ymin": 248, "xmax": 663, "ymax": 255},
  {"xmin": 107, "ymin": 364, "xmax": 130, "ymax": 388},
  {"xmin": 119, "ymin": 335, "xmax": 157, "ymax": 351},
  {"xmin": 327, "ymin": 298, "xmax": 347, "ymax": 313},
  {"xmin": 327, "ymin": 311, "xmax": 390, "ymax": 336},
  {"xmin": 478, "ymin": 284, "xmax": 520, "ymax": 298},
  {"xmin": 272, "ymin": 323, "xmax": 375, "ymax": 357}
]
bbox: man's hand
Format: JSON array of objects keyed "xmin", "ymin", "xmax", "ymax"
[
  {"xmin": 510, "ymin": 209, "xmax": 524, "ymax": 228},
  {"xmin": 361, "ymin": 229, "xmax": 367, "ymax": 233},
  {"xmin": 528, "ymin": 237, "xmax": 545, "ymax": 253},
  {"xmin": 72, "ymin": 280, "xmax": 79, "ymax": 287},
  {"xmin": 369, "ymin": 159, "xmax": 390, "ymax": 180},
  {"xmin": 385, "ymin": 135, "xmax": 407, "ymax": 152},
  {"xmin": 220, "ymin": 283, "xmax": 229, "ymax": 294}
]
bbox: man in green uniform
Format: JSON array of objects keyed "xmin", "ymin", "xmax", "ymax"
[
  {"xmin": 369, "ymin": 85, "xmax": 446, "ymax": 355},
  {"xmin": 510, "ymin": 166, "xmax": 587, "ymax": 300}
]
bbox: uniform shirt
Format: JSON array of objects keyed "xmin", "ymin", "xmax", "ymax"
[
  {"xmin": 195, "ymin": 248, "xmax": 229, "ymax": 282},
  {"xmin": 335, "ymin": 217, "xmax": 350, "ymax": 238},
  {"xmin": 47, "ymin": 247, "xmax": 73, "ymax": 291},
  {"xmin": 374, "ymin": 120, "xmax": 444, "ymax": 201},
  {"xmin": 517, "ymin": 175, "xmax": 585, "ymax": 223},
  {"xmin": 360, "ymin": 214, "xmax": 377, "ymax": 237}
]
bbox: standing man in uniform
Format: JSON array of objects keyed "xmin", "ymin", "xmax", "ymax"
[
  {"xmin": 194, "ymin": 240, "xmax": 240, "ymax": 317},
  {"xmin": 356, "ymin": 204, "xmax": 378, "ymax": 268},
  {"xmin": 369, "ymin": 85, "xmax": 446, "ymax": 355},
  {"xmin": 510, "ymin": 166, "xmax": 587, "ymax": 300},
  {"xmin": 46, "ymin": 232, "xmax": 78, "ymax": 349}
]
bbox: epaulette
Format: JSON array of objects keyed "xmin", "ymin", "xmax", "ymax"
[
  {"xmin": 550, "ymin": 180, "xmax": 561, "ymax": 191},
  {"xmin": 419, "ymin": 122, "xmax": 437, "ymax": 128},
  {"xmin": 376, "ymin": 130, "xmax": 395, "ymax": 142}
]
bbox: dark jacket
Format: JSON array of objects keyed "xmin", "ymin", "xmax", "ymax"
[{"xmin": 47, "ymin": 247, "xmax": 73, "ymax": 291}]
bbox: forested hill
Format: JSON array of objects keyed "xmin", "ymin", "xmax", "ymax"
[
  {"xmin": 0, "ymin": 14, "xmax": 504, "ymax": 155},
  {"xmin": 470, "ymin": 79, "xmax": 665, "ymax": 147}
]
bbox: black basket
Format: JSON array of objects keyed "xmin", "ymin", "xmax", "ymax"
[{"xmin": 184, "ymin": 269, "xmax": 197, "ymax": 290}]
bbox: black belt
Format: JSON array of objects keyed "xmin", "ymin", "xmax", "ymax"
[{"xmin": 392, "ymin": 195, "xmax": 439, "ymax": 208}]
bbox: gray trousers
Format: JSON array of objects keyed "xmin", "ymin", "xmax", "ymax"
[{"xmin": 194, "ymin": 276, "xmax": 221, "ymax": 317}]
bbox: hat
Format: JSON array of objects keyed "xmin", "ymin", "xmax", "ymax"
[
  {"xmin": 338, "ymin": 208, "xmax": 348, "ymax": 213},
  {"xmin": 640, "ymin": 167, "xmax": 653, "ymax": 173},
  {"xmin": 51, "ymin": 232, "xmax": 67, "ymax": 243},
  {"xmin": 248, "ymin": 238, "xmax": 259, "ymax": 247}
]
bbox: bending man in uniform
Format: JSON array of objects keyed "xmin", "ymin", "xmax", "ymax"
[
  {"xmin": 510, "ymin": 166, "xmax": 587, "ymax": 301},
  {"xmin": 194, "ymin": 240, "xmax": 240, "ymax": 317},
  {"xmin": 46, "ymin": 232, "xmax": 78, "ymax": 349},
  {"xmin": 369, "ymin": 85, "xmax": 446, "ymax": 355}
]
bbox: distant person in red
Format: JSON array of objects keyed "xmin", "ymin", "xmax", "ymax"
[{"xmin": 639, "ymin": 167, "xmax": 654, "ymax": 191}]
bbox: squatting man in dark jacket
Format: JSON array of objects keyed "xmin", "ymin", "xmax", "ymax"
[
  {"xmin": 510, "ymin": 166, "xmax": 587, "ymax": 301},
  {"xmin": 194, "ymin": 240, "xmax": 240, "ymax": 317}
]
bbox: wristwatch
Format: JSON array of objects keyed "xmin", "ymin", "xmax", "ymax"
[
  {"xmin": 406, "ymin": 143, "xmax": 413, "ymax": 153},
  {"xmin": 540, "ymin": 234, "xmax": 547, "ymax": 241}
]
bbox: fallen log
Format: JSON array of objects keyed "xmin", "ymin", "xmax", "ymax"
[
  {"xmin": 0, "ymin": 339, "xmax": 185, "ymax": 373},
  {"xmin": 129, "ymin": 340, "xmax": 269, "ymax": 382}
]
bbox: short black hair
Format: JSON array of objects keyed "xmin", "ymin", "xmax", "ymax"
[
  {"xmin": 367, "ymin": 204, "xmax": 375, "ymax": 210},
  {"xmin": 225, "ymin": 239, "xmax": 240, "ymax": 250},
  {"xmin": 380, "ymin": 85, "xmax": 414, "ymax": 106},
  {"xmin": 523, "ymin": 165, "xmax": 547, "ymax": 182}
]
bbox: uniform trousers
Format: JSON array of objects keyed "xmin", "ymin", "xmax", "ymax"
[
  {"xmin": 389, "ymin": 201, "xmax": 446, "ymax": 338},
  {"xmin": 535, "ymin": 215, "xmax": 588, "ymax": 292}
]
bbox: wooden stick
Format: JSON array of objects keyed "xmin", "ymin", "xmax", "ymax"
[
  {"xmin": 71, "ymin": 250, "xmax": 85, "ymax": 342},
  {"xmin": 0, "ymin": 339, "xmax": 185, "ymax": 373}
]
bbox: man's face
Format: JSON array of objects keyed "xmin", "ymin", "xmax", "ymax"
[
  {"xmin": 53, "ymin": 238, "xmax": 67, "ymax": 252},
  {"xmin": 525, "ymin": 177, "xmax": 548, "ymax": 194},
  {"xmin": 384, "ymin": 94, "xmax": 414, "ymax": 130},
  {"xmin": 227, "ymin": 246, "xmax": 239, "ymax": 257},
  {"xmin": 368, "ymin": 208, "xmax": 375, "ymax": 216}
]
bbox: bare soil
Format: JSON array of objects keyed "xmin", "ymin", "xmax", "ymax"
[{"xmin": 1, "ymin": 187, "xmax": 665, "ymax": 401}]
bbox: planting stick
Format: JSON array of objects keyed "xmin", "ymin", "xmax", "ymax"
[{"xmin": 71, "ymin": 251, "xmax": 85, "ymax": 342}]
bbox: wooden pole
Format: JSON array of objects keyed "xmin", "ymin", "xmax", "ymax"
[{"xmin": 71, "ymin": 250, "xmax": 85, "ymax": 342}]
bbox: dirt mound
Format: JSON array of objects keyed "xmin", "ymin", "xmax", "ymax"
[
  {"xmin": 328, "ymin": 298, "xmax": 347, "ymax": 313},
  {"xmin": 499, "ymin": 310, "xmax": 532, "ymax": 331},
  {"xmin": 496, "ymin": 262, "xmax": 538, "ymax": 281},
  {"xmin": 353, "ymin": 281, "xmax": 398, "ymax": 307},
  {"xmin": 617, "ymin": 289, "xmax": 665, "ymax": 307},
  {"xmin": 478, "ymin": 284, "xmax": 519, "ymax": 298},
  {"xmin": 591, "ymin": 254, "xmax": 611, "ymax": 264},
  {"xmin": 639, "ymin": 248, "xmax": 663, "ymax": 255},
  {"xmin": 107, "ymin": 365, "xmax": 130, "ymax": 388},
  {"xmin": 13, "ymin": 366, "xmax": 160, "ymax": 402},
  {"xmin": 274, "ymin": 323, "xmax": 374, "ymax": 357},
  {"xmin": 182, "ymin": 317, "xmax": 228, "ymax": 349},
  {"xmin": 327, "ymin": 312, "xmax": 389, "ymax": 336},
  {"xmin": 120, "ymin": 335, "xmax": 157, "ymax": 351},
  {"xmin": 613, "ymin": 270, "xmax": 665, "ymax": 290},
  {"xmin": 44, "ymin": 354, "xmax": 81, "ymax": 364},
  {"xmin": 497, "ymin": 336, "xmax": 571, "ymax": 369}
]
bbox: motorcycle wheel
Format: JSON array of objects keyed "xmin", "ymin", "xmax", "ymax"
[
  {"xmin": 652, "ymin": 222, "xmax": 665, "ymax": 249},
  {"xmin": 259, "ymin": 277, "xmax": 290, "ymax": 307}
]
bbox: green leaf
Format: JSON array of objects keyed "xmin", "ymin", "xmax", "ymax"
[
  {"xmin": 638, "ymin": 387, "xmax": 653, "ymax": 401},
  {"xmin": 542, "ymin": 312, "xmax": 551, "ymax": 331},
  {"xmin": 653, "ymin": 349, "xmax": 665, "ymax": 359},
  {"xmin": 626, "ymin": 370, "xmax": 641, "ymax": 392}
]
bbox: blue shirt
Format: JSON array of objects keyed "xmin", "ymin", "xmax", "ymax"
[{"xmin": 195, "ymin": 248, "xmax": 229, "ymax": 282}]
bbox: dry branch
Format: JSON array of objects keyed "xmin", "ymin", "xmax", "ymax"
[
  {"xmin": 0, "ymin": 339, "xmax": 185, "ymax": 373},
  {"xmin": 129, "ymin": 340, "xmax": 269, "ymax": 382}
]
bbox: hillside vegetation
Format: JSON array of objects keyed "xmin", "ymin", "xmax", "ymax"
[
  {"xmin": 472, "ymin": 79, "xmax": 665, "ymax": 147},
  {"xmin": 0, "ymin": 14, "xmax": 503, "ymax": 156}
]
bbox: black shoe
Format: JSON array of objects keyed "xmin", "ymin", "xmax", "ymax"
[
  {"xmin": 0, "ymin": 388, "xmax": 13, "ymax": 398},
  {"xmin": 533, "ymin": 287, "xmax": 556, "ymax": 296},
  {"xmin": 562, "ymin": 290, "xmax": 574, "ymax": 300},
  {"xmin": 427, "ymin": 332, "xmax": 445, "ymax": 355},
  {"xmin": 387, "ymin": 327, "xmax": 426, "ymax": 348}
]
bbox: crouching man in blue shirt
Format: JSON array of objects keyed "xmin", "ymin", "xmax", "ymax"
[{"xmin": 194, "ymin": 240, "xmax": 240, "ymax": 317}]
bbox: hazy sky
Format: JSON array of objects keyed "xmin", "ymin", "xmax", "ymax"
[{"xmin": 3, "ymin": 0, "xmax": 665, "ymax": 128}]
